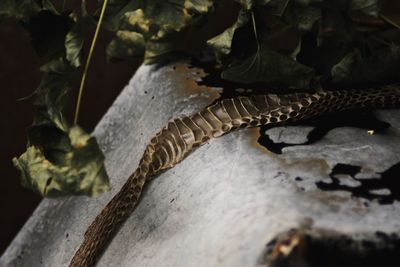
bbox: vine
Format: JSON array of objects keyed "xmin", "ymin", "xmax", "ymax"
[{"xmin": 74, "ymin": 0, "xmax": 108, "ymax": 125}]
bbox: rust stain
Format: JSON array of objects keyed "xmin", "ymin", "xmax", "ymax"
[
  {"xmin": 283, "ymin": 158, "xmax": 330, "ymax": 175},
  {"xmin": 267, "ymin": 230, "xmax": 308, "ymax": 263},
  {"xmin": 247, "ymin": 128, "xmax": 278, "ymax": 158},
  {"xmin": 246, "ymin": 127, "xmax": 276, "ymax": 157},
  {"xmin": 169, "ymin": 62, "xmax": 222, "ymax": 105},
  {"xmin": 247, "ymin": 127, "xmax": 331, "ymax": 178},
  {"xmin": 307, "ymin": 190, "xmax": 348, "ymax": 212}
]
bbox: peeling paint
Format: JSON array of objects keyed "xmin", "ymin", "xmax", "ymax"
[
  {"xmin": 169, "ymin": 61, "xmax": 222, "ymax": 104},
  {"xmin": 317, "ymin": 162, "xmax": 400, "ymax": 205}
]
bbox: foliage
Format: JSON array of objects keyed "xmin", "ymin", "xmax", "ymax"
[
  {"xmin": 105, "ymin": 0, "xmax": 400, "ymax": 88},
  {"xmin": 105, "ymin": 0, "xmax": 214, "ymax": 63},
  {"xmin": 6, "ymin": 2, "xmax": 109, "ymax": 197},
  {"xmin": 3, "ymin": 0, "xmax": 400, "ymax": 197}
]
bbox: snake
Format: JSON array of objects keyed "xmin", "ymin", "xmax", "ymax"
[{"xmin": 69, "ymin": 85, "xmax": 400, "ymax": 266}]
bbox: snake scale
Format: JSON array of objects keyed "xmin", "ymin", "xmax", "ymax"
[{"xmin": 70, "ymin": 85, "xmax": 400, "ymax": 266}]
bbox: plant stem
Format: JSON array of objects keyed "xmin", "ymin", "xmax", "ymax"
[
  {"xmin": 233, "ymin": 11, "xmax": 260, "ymax": 76},
  {"xmin": 380, "ymin": 14, "xmax": 400, "ymax": 30},
  {"xmin": 251, "ymin": 11, "xmax": 260, "ymax": 50},
  {"xmin": 74, "ymin": 0, "xmax": 108, "ymax": 125}
]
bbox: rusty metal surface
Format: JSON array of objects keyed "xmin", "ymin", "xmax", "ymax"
[{"xmin": 1, "ymin": 62, "xmax": 400, "ymax": 267}]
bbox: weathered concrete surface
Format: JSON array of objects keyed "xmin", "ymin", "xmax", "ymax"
[{"xmin": 1, "ymin": 62, "xmax": 400, "ymax": 267}]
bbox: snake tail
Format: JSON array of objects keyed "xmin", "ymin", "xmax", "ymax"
[{"xmin": 70, "ymin": 85, "xmax": 400, "ymax": 266}]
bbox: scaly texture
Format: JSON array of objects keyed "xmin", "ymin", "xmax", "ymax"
[{"xmin": 70, "ymin": 86, "xmax": 400, "ymax": 266}]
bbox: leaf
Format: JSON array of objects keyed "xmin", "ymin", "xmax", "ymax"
[
  {"xmin": 41, "ymin": 0, "xmax": 59, "ymax": 14},
  {"xmin": 13, "ymin": 126, "xmax": 109, "ymax": 197},
  {"xmin": 17, "ymin": 66, "xmax": 111, "ymax": 197},
  {"xmin": 119, "ymin": 9, "xmax": 151, "ymax": 36},
  {"xmin": 107, "ymin": 30, "xmax": 145, "ymax": 61},
  {"xmin": 104, "ymin": 0, "xmax": 214, "ymax": 62},
  {"xmin": 277, "ymin": 1, "xmax": 323, "ymax": 32},
  {"xmin": 222, "ymin": 44, "xmax": 314, "ymax": 88},
  {"xmin": 235, "ymin": 0, "xmax": 272, "ymax": 10},
  {"xmin": 0, "ymin": 0, "xmax": 41, "ymax": 21},
  {"xmin": 269, "ymin": 0, "xmax": 290, "ymax": 16},
  {"xmin": 207, "ymin": 9, "xmax": 250, "ymax": 56},
  {"xmin": 65, "ymin": 19, "xmax": 84, "ymax": 68},
  {"xmin": 349, "ymin": 0, "xmax": 379, "ymax": 16},
  {"xmin": 331, "ymin": 44, "xmax": 400, "ymax": 84},
  {"xmin": 293, "ymin": 6, "xmax": 321, "ymax": 31},
  {"xmin": 99, "ymin": 0, "xmax": 139, "ymax": 31},
  {"xmin": 12, "ymin": 7, "xmax": 110, "ymax": 197}
]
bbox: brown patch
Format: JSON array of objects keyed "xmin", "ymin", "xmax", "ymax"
[
  {"xmin": 247, "ymin": 128, "xmax": 330, "ymax": 176},
  {"xmin": 248, "ymin": 128, "xmax": 278, "ymax": 158},
  {"xmin": 170, "ymin": 62, "xmax": 222, "ymax": 104},
  {"xmin": 307, "ymin": 190, "xmax": 347, "ymax": 212},
  {"xmin": 282, "ymin": 158, "xmax": 330, "ymax": 176}
]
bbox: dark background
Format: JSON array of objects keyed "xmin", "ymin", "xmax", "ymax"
[{"xmin": 0, "ymin": 20, "xmax": 141, "ymax": 254}]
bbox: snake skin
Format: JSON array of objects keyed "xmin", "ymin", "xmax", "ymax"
[{"xmin": 70, "ymin": 86, "xmax": 400, "ymax": 266}]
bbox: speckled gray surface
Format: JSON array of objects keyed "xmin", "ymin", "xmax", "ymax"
[{"xmin": 1, "ymin": 62, "xmax": 400, "ymax": 267}]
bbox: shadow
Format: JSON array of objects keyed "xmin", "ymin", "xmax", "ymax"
[
  {"xmin": 257, "ymin": 110, "xmax": 391, "ymax": 154},
  {"xmin": 261, "ymin": 228, "xmax": 400, "ymax": 267},
  {"xmin": 316, "ymin": 162, "xmax": 400, "ymax": 205}
]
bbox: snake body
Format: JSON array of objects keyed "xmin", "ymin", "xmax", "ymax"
[{"xmin": 70, "ymin": 86, "xmax": 400, "ymax": 266}]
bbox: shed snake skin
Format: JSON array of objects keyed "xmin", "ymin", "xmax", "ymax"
[{"xmin": 70, "ymin": 85, "xmax": 400, "ymax": 266}]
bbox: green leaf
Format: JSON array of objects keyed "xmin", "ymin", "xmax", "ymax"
[
  {"xmin": 41, "ymin": 0, "xmax": 59, "ymax": 14},
  {"xmin": 276, "ymin": 1, "xmax": 323, "ymax": 32},
  {"xmin": 222, "ymin": 44, "xmax": 315, "ymax": 88},
  {"xmin": 331, "ymin": 44, "xmax": 400, "ymax": 84},
  {"xmin": 207, "ymin": 9, "xmax": 250, "ymax": 56},
  {"xmin": 12, "ymin": 7, "xmax": 110, "ymax": 198},
  {"xmin": 107, "ymin": 30, "xmax": 145, "ymax": 61},
  {"xmin": 103, "ymin": 0, "xmax": 214, "ymax": 62},
  {"xmin": 0, "ymin": 0, "xmax": 41, "ymax": 21},
  {"xmin": 99, "ymin": 0, "xmax": 139, "ymax": 31},
  {"xmin": 18, "ymin": 69, "xmax": 111, "ymax": 198},
  {"xmin": 65, "ymin": 20, "xmax": 84, "ymax": 68},
  {"xmin": 292, "ymin": 6, "xmax": 321, "ymax": 31},
  {"xmin": 349, "ymin": 0, "xmax": 379, "ymax": 16},
  {"xmin": 13, "ymin": 126, "xmax": 109, "ymax": 197},
  {"xmin": 235, "ymin": 0, "xmax": 272, "ymax": 10}
]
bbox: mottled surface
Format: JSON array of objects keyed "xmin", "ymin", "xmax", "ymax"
[{"xmin": 2, "ymin": 62, "xmax": 400, "ymax": 267}]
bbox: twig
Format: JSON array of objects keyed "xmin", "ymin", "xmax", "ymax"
[{"xmin": 73, "ymin": 0, "xmax": 108, "ymax": 125}]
